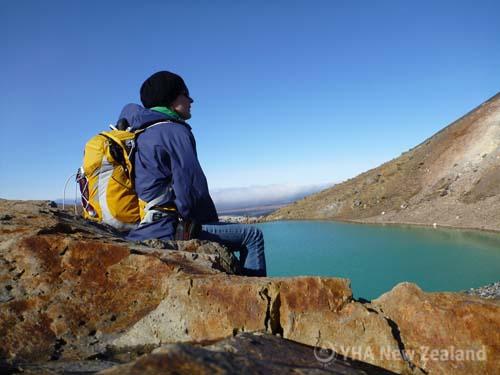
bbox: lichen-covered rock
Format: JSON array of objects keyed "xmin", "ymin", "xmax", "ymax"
[
  {"xmin": 109, "ymin": 274, "xmax": 270, "ymax": 349},
  {"xmin": 263, "ymin": 278, "xmax": 414, "ymax": 374},
  {"xmin": 0, "ymin": 200, "xmax": 237, "ymax": 363},
  {"xmin": 373, "ymin": 283, "xmax": 500, "ymax": 375}
]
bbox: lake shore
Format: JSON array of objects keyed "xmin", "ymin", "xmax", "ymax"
[
  {"xmin": 262, "ymin": 213, "xmax": 500, "ymax": 235},
  {"xmin": 218, "ymin": 215, "xmax": 263, "ymax": 224}
]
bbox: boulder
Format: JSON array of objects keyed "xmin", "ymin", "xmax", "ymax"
[
  {"xmin": 373, "ymin": 283, "xmax": 500, "ymax": 374},
  {"xmin": 99, "ymin": 332, "xmax": 397, "ymax": 375},
  {"xmin": 0, "ymin": 200, "xmax": 237, "ymax": 363}
]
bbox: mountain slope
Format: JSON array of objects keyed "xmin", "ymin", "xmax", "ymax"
[{"xmin": 266, "ymin": 93, "xmax": 500, "ymax": 231}]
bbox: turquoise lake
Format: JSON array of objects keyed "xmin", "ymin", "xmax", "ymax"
[{"xmin": 255, "ymin": 221, "xmax": 500, "ymax": 300}]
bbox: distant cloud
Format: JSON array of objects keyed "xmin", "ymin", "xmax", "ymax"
[
  {"xmin": 210, "ymin": 182, "xmax": 335, "ymax": 210},
  {"xmin": 54, "ymin": 182, "xmax": 336, "ymax": 213}
]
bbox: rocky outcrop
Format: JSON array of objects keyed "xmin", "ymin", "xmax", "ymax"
[
  {"xmin": 1, "ymin": 200, "xmax": 499, "ymax": 374},
  {"xmin": 0, "ymin": 200, "xmax": 237, "ymax": 364},
  {"xmin": 266, "ymin": 93, "xmax": 500, "ymax": 232},
  {"xmin": 99, "ymin": 332, "xmax": 397, "ymax": 375},
  {"xmin": 373, "ymin": 283, "xmax": 500, "ymax": 375}
]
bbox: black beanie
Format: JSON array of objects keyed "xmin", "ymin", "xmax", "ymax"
[{"xmin": 140, "ymin": 71, "xmax": 189, "ymax": 108}]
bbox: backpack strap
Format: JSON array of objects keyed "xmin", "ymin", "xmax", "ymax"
[
  {"xmin": 99, "ymin": 132, "xmax": 135, "ymax": 179},
  {"xmin": 135, "ymin": 120, "xmax": 173, "ymax": 134},
  {"xmin": 140, "ymin": 193, "xmax": 178, "ymax": 226}
]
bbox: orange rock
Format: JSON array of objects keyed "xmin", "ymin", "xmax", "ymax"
[{"xmin": 373, "ymin": 282, "xmax": 500, "ymax": 374}]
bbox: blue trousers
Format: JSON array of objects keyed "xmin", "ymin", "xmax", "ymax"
[{"xmin": 199, "ymin": 222, "xmax": 267, "ymax": 277}]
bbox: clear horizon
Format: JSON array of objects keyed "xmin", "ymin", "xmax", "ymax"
[{"xmin": 1, "ymin": 1, "xmax": 499, "ymax": 205}]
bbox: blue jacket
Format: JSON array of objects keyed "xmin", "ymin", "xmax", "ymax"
[{"xmin": 118, "ymin": 104, "xmax": 218, "ymax": 241}]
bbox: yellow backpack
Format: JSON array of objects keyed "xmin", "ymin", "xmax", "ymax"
[{"xmin": 77, "ymin": 129, "xmax": 141, "ymax": 230}]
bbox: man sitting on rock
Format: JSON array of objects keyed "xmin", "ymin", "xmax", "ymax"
[{"xmin": 118, "ymin": 71, "xmax": 267, "ymax": 277}]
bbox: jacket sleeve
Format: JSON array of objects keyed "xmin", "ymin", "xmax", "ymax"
[{"xmin": 160, "ymin": 126, "xmax": 215, "ymax": 221}]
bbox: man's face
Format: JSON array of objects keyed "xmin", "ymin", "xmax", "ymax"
[{"xmin": 170, "ymin": 92, "xmax": 194, "ymax": 120}]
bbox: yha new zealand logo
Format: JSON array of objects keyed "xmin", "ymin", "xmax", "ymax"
[
  {"xmin": 313, "ymin": 341, "xmax": 338, "ymax": 365},
  {"xmin": 313, "ymin": 341, "xmax": 488, "ymax": 367}
]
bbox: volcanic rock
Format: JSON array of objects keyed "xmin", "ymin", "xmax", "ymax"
[
  {"xmin": 373, "ymin": 283, "xmax": 500, "ymax": 375},
  {"xmin": 99, "ymin": 332, "xmax": 397, "ymax": 375}
]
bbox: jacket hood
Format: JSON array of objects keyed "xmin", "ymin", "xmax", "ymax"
[{"xmin": 117, "ymin": 103, "xmax": 190, "ymax": 131}]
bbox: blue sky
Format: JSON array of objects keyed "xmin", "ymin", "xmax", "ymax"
[{"xmin": 1, "ymin": 1, "xmax": 499, "ymax": 206}]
